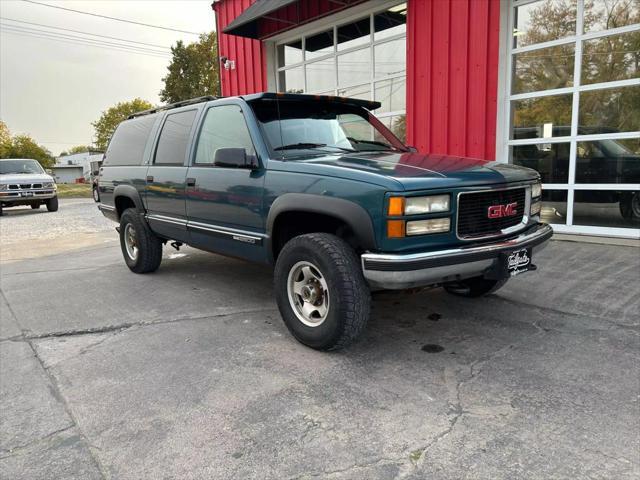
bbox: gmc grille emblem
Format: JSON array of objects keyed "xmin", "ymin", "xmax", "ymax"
[{"xmin": 488, "ymin": 202, "xmax": 518, "ymax": 219}]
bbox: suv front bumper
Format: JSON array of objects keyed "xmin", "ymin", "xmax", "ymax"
[{"xmin": 361, "ymin": 223, "xmax": 553, "ymax": 290}]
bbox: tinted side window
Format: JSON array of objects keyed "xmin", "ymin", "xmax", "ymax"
[
  {"xmin": 154, "ymin": 110, "xmax": 197, "ymax": 165},
  {"xmin": 194, "ymin": 105, "xmax": 256, "ymax": 165},
  {"xmin": 104, "ymin": 114, "xmax": 157, "ymax": 166}
]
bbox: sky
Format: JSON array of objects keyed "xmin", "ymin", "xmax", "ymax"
[{"xmin": 0, "ymin": 0, "xmax": 215, "ymax": 155}]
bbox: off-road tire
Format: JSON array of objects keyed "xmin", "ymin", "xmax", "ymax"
[
  {"xmin": 31, "ymin": 204, "xmax": 40, "ymax": 209},
  {"xmin": 119, "ymin": 208, "xmax": 162, "ymax": 273},
  {"xmin": 274, "ymin": 233, "xmax": 370, "ymax": 351},
  {"xmin": 444, "ymin": 276, "xmax": 508, "ymax": 298},
  {"xmin": 620, "ymin": 192, "xmax": 640, "ymax": 224},
  {"xmin": 46, "ymin": 196, "xmax": 58, "ymax": 212}
]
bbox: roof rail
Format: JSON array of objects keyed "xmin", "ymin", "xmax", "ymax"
[{"xmin": 128, "ymin": 95, "xmax": 219, "ymax": 119}]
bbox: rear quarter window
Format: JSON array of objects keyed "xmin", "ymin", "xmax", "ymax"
[{"xmin": 104, "ymin": 114, "xmax": 158, "ymax": 166}]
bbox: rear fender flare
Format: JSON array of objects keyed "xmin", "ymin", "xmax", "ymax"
[{"xmin": 113, "ymin": 184, "xmax": 145, "ymax": 217}]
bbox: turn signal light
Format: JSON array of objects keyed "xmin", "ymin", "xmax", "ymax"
[
  {"xmin": 387, "ymin": 220, "xmax": 405, "ymax": 238},
  {"xmin": 388, "ymin": 197, "xmax": 404, "ymax": 216}
]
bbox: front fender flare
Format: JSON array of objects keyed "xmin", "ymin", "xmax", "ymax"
[{"xmin": 266, "ymin": 193, "xmax": 378, "ymax": 251}]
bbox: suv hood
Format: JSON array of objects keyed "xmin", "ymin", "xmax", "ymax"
[
  {"xmin": 274, "ymin": 151, "xmax": 539, "ymax": 190},
  {"xmin": 0, "ymin": 173, "xmax": 54, "ymax": 184}
]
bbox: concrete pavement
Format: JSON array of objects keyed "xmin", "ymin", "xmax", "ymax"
[{"xmin": 0, "ymin": 200, "xmax": 638, "ymax": 479}]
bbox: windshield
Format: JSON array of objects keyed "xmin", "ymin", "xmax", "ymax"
[
  {"xmin": 0, "ymin": 159, "xmax": 45, "ymax": 175},
  {"xmin": 249, "ymin": 99, "xmax": 406, "ymax": 158}
]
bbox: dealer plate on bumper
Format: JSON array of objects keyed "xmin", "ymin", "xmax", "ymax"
[{"xmin": 487, "ymin": 247, "xmax": 535, "ymax": 279}]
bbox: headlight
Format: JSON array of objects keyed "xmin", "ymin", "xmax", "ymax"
[
  {"xmin": 43, "ymin": 182, "xmax": 55, "ymax": 188},
  {"xmin": 531, "ymin": 182, "xmax": 542, "ymax": 199},
  {"xmin": 388, "ymin": 194, "xmax": 450, "ymax": 216},
  {"xmin": 406, "ymin": 218, "xmax": 451, "ymax": 235},
  {"xmin": 0, "ymin": 184, "xmax": 7, "ymax": 191},
  {"xmin": 531, "ymin": 200, "xmax": 542, "ymax": 216}
]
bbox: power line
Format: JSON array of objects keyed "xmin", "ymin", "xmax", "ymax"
[
  {"xmin": 0, "ymin": 27, "xmax": 172, "ymax": 58},
  {"xmin": 0, "ymin": 23, "xmax": 171, "ymax": 55},
  {"xmin": 21, "ymin": 0, "xmax": 202, "ymax": 36},
  {"xmin": 1, "ymin": 17, "xmax": 172, "ymax": 49}
]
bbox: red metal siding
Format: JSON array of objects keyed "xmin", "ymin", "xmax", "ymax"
[
  {"xmin": 215, "ymin": 0, "xmax": 267, "ymax": 97},
  {"xmin": 406, "ymin": 0, "xmax": 501, "ymax": 160}
]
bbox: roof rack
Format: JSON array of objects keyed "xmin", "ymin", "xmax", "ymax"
[{"xmin": 128, "ymin": 95, "xmax": 219, "ymax": 119}]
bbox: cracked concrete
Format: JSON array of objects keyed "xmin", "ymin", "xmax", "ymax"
[{"xmin": 0, "ymin": 201, "xmax": 639, "ymax": 479}]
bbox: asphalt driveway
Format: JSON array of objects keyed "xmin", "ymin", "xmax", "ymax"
[{"xmin": 0, "ymin": 200, "xmax": 638, "ymax": 479}]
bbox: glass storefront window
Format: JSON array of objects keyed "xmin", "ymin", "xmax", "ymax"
[
  {"xmin": 277, "ymin": 41, "xmax": 303, "ymax": 67},
  {"xmin": 582, "ymin": 31, "xmax": 640, "ymax": 85},
  {"xmin": 305, "ymin": 30, "xmax": 334, "ymax": 60},
  {"xmin": 540, "ymin": 190, "xmax": 568, "ymax": 224},
  {"xmin": 276, "ymin": 4, "xmax": 407, "ymax": 152},
  {"xmin": 512, "ymin": 44, "xmax": 575, "ymax": 94},
  {"xmin": 584, "ymin": 0, "xmax": 640, "ymax": 33},
  {"xmin": 337, "ymin": 17, "xmax": 370, "ymax": 51},
  {"xmin": 374, "ymin": 38, "xmax": 406, "ymax": 78},
  {"xmin": 278, "ymin": 67, "xmax": 303, "ymax": 94},
  {"xmin": 374, "ymin": 3, "xmax": 407, "ymax": 40},
  {"xmin": 513, "ymin": 0, "xmax": 577, "ymax": 48},
  {"xmin": 511, "ymin": 94, "xmax": 573, "ymax": 137},
  {"xmin": 573, "ymin": 189, "xmax": 639, "ymax": 227},
  {"xmin": 306, "ymin": 59, "xmax": 335, "ymax": 92},
  {"xmin": 338, "ymin": 83, "xmax": 370, "ymax": 100},
  {"xmin": 576, "ymin": 139, "xmax": 640, "ymax": 184},
  {"xmin": 507, "ymin": 0, "xmax": 639, "ymax": 235},
  {"xmin": 375, "ymin": 77, "xmax": 406, "ymax": 113},
  {"xmin": 579, "ymin": 85, "xmax": 640, "ymax": 133},
  {"xmin": 511, "ymin": 143, "xmax": 570, "ymax": 183},
  {"xmin": 338, "ymin": 48, "xmax": 371, "ymax": 86}
]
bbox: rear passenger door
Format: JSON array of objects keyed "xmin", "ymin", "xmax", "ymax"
[
  {"xmin": 145, "ymin": 108, "xmax": 198, "ymax": 241},
  {"xmin": 185, "ymin": 103, "xmax": 266, "ymax": 261}
]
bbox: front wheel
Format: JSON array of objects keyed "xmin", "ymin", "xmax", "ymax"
[
  {"xmin": 620, "ymin": 192, "xmax": 640, "ymax": 224},
  {"xmin": 119, "ymin": 208, "xmax": 163, "ymax": 273},
  {"xmin": 92, "ymin": 185, "xmax": 100, "ymax": 202},
  {"xmin": 46, "ymin": 196, "xmax": 58, "ymax": 212},
  {"xmin": 274, "ymin": 233, "xmax": 370, "ymax": 351},
  {"xmin": 444, "ymin": 276, "xmax": 508, "ymax": 298}
]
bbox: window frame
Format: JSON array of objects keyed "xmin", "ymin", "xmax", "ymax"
[
  {"xmin": 273, "ymin": 2, "xmax": 408, "ymax": 125},
  {"xmin": 152, "ymin": 108, "xmax": 199, "ymax": 167},
  {"xmin": 190, "ymin": 102, "xmax": 259, "ymax": 168},
  {"xmin": 499, "ymin": 0, "xmax": 640, "ymax": 238}
]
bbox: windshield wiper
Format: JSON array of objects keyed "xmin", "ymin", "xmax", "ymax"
[{"xmin": 274, "ymin": 142, "xmax": 328, "ymax": 151}]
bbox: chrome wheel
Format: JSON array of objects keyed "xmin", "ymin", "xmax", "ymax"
[
  {"xmin": 287, "ymin": 261, "xmax": 330, "ymax": 327},
  {"xmin": 123, "ymin": 223, "xmax": 138, "ymax": 261}
]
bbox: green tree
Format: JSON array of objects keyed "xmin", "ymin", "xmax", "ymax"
[
  {"xmin": 92, "ymin": 98, "xmax": 153, "ymax": 151},
  {"xmin": 159, "ymin": 32, "xmax": 219, "ymax": 103},
  {"xmin": 0, "ymin": 121, "xmax": 54, "ymax": 168}
]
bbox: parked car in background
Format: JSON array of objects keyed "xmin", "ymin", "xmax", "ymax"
[
  {"xmin": 97, "ymin": 94, "xmax": 552, "ymax": 350},
  {"xmin": 513, "ymin": 126, "xmax": 640, "ymax": 224},
  {"xmin": 0, "ymin": 158, "xmax": 58, "ymax": 216}
]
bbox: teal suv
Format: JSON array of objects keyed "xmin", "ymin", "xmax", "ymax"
[{"xmin": 97, "ymin": 93, "xmax": 552, "ymax": 350}]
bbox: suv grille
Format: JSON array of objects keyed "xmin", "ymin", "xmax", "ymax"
[{"xmin": 457, "ymin": 188, "xmax": 526, "ymax": 238}]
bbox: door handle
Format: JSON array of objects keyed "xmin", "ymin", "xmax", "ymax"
[
  {"xmin": 146, "ymin": 175, "xmax": 154, "ymax": 183},
  {"xmin": 186, "ymin": 177, "xmax": 196, "ymax": 187}
]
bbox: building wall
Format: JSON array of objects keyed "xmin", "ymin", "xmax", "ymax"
[
  {"xmin": 52, "ymin": 167, "xmax": 83, "ymax": 184},
  {"xmin": 214, "ymin": 0, "xmax": 267, "ymax": 97},
  {"xmin": 406, "ymin": 0, "xmax": 501, "ymax": 160}
]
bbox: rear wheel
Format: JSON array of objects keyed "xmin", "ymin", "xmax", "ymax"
[
  {"xmin": 31, "ymin": 204, "xmax": 40, "ymax": 209},
  {"xmin": 119, "ymin": 208, "xmax": 162, "ymax": 273},
  {"xmin": 92, "ymin": 185, "xmax": 100, "ymax": 202},
  {"xmin": 444, "ymin": 276, "xmax": 508, "ymax": 298},
  {"xmin": 46, "ymin": 196, "xmax": 58, "ymax": 212},
  {"xmin": 274, "ymin": 233, "xmax": 370, "ymax": 351}
]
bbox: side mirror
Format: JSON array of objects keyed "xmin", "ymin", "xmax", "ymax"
[{"xmin": 213, "ymin": 148, "xmax": 256, "ymax": 169}]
